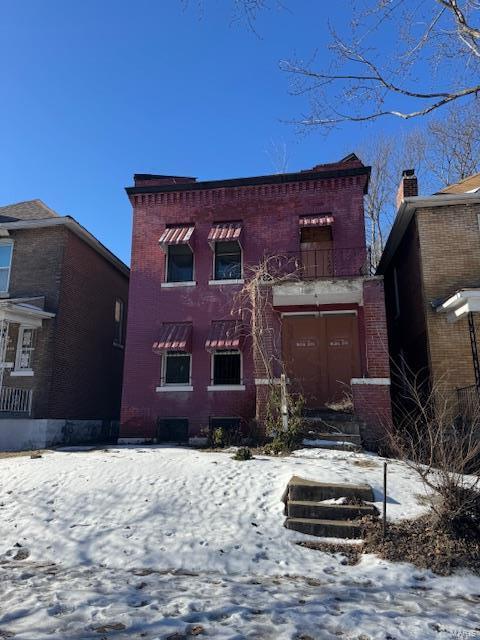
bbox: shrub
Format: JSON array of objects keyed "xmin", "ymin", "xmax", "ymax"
[{"xmin": 233, "ymin": 447, "xmax": 253, "ymax": 461}]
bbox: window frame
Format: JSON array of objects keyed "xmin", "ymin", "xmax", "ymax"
[
  {"xmin": 12, "ymin": 325, "xmax": 35, "ymax": 376},
  {"xmin": 210, "ymin": 349, "xmax": 243, "ymax": 387},
  {"xmin": 165, "ymin": 244, "xmax": 195, "ymax": 284},
  {"xmin": 113, "ymin": 298, "xmax": 125, "ymax": 347},
  {"xmin": 161, "ymin": 350, "xmax": 192, "ymax": 387},
  {"xmin": 212, "ymin": 240, "xmax": 242, "ymax": 282},
  {"xmin": 0, "ymin": 239, "xmax": 14, "ymax": 295}
]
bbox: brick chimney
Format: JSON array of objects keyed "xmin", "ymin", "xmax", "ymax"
[{"xmin": 396, "ymin": 169, "xmax": 418, "ymax": 209}]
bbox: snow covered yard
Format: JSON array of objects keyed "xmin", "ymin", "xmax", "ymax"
[{"xmin": 0, "ymin": 446, "xmax": 479, "ymax": 639}]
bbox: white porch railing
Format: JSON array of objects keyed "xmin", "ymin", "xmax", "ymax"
[{"xmin": 0, "ymin": 387, "xmax": 32, "ymax": 414}]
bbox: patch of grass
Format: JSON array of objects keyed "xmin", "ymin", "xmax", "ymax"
[{"xmin": 352, "ymin": 458, "xmax": 379, "ymax": 469}]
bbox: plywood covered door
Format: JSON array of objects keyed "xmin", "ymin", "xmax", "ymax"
[{"xmin": 282, "ymin": 314, "xmax": 361, "ymax": 408}]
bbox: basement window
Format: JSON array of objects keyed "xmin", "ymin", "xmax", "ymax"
[
  {"xmin": 167, "ymin": 244, "xmax": 194, "ymax": 282},
  {"xmin": 212, "ymin": 350, "xmax": 241, "ymax": 385}
]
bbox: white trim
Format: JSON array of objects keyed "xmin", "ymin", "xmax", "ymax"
[
  {"xmin": 207, "ymin": 385, "xmax": 246, "ymax": 391},
  {"xmin": 161, "ymin": 281, "xmax": 196, "ymax": 288},
  {"xmin": 255, "ymin": 378, "xmax": 281, "ymax": 385},
  {"xmin": 10, "ymin": 370, "xmax": 34, "ymax": 377},
  {"xmin": 351, "ymin": 377, "xmax": 391, "ymax": 385},
  {"xmin": 156, "ymin": 385, "xmax": 193, "ymax": 392},
  {"xmin": 319, "ymin": 310, "xmax": 357, "ymax": 316},
  {"xmin": 208, "ymin": 279, "xmax": 245, "ymax": 286},
  {"xmin": 281, "ymin": 312, "xmax": 318, "ymax": 318}
]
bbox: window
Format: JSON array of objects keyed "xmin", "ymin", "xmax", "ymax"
[
  {"xmin": 0, "ymin": 241, "xmax": 13, "ymax": 293},
  {"xmin": 213, "ymin": 350, "xmax": 241, "ymax": 385},
  {"xmin": 164, "ymin": 351, "xmax": 191, "ymax": 385},
  {"xmin": 214, "ymin": 241, "xmax": 241, "ymax": 280},
  {"xmin": 15, "ymin": 327, "xmax": 35, "ymax": 372},
  {"xmin": 167, "ymin": 244, "xmax": 194, "ymax": 282},
  {"xmin": 114, "ymin": 298, "xmax": 125, "ymax": 346},
  {"xmin": 156, "ymin": 418, "xmax": 189, "ymax": 443}
]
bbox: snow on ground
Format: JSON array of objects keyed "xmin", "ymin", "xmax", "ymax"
[{"xmin": 0, "ymin": 446, "xmax": 479, "ymax": 639}]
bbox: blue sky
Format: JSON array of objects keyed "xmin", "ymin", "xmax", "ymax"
[{"xmin": 0, "ymin": 1, "xmax": 405, "ymax": 265}]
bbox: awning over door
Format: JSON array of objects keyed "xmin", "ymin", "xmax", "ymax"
[
  {"xmin": 205, "ymin": 320, "xmax": 244, "ymax": 351},
  {"xmin": 208, "ymin": 222, "xmax": 243, "ymax": 248},
  {"xmin": 153, "ymin": 322, "xmax": 192, "ymax": 354},
  {"xmin": 299, "ymin": 214, "xmax": 334, "ymax": 228},
  {"xmin": 159, "ymin": 225, "xmax": 194, "ymax": 250}
]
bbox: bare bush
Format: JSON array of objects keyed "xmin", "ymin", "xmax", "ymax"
[{"xmin": 388, "ymin": 365, "xmax": 480, "ymax": 534}]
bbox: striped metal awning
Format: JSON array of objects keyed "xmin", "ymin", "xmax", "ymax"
[
  {"xmin": 299, "ymin": 214, "xmax": 334, "ymax": 228},
  {"xmin": 159, "ymin": 225, "xmax": 195, "ymax": 250},
  {"xmin": 153, "ymin": 322, "xmax": 192, "ymax": 354},
  {"xmin": 205, "ymin": 320, "xmax": 244, "ymax": 351},
  {"xmin": 208, "ymin": 221, "xmax": 243, "ymax": 247}
]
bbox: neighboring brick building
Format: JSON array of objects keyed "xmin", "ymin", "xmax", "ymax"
[
  {"xmin": 0, "ymin": 200, "xmax": 129, "ymax": 449},
  {"xmin": 377, "ymin": 171, "xmax": 480, "ymax": 416},
  {"xmin": 121, "ymin": 155, "xmax": 392, "ymax": 448}
]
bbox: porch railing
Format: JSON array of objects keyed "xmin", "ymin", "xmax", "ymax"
[
  {"xmin": 0, "ymin": 387, "xmax": 33, "ymax": 414},
  {"xmin": 271, "ymin": 247, "xmax": 371, "ymax": 280},
  {"xmin": 457, "ymin": 384, "xmax": 479, "ymax": 422}
]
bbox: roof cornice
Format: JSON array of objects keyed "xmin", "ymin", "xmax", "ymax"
[
  {"xmin": 125, "ymin": 165, "xmax": 371, "ymax": 197},
  {"xmin": 377, "ymin": 192, "xmax": 480, "ymax": 274},
  {"xmin": 0, "ymin": 216, "xmax": 129, "ymax": 277}
]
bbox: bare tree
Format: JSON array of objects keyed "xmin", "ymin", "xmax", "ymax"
[
  {"xmin": 424, "ymin": 102, "xmax": 480, "ymax": 187},
  {"xmin": 357, "ymin": 130, "xmax": 427, "ymax": 267},
  {"xmin": 265, "ymin": 139, "xmax": 289, "ymax": 173},
  {"xmin": 279, "ymin": 1, "xmax": 480, "ymax": 127}
]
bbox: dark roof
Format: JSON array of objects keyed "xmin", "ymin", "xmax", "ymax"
[{"xmin": 126, "ymin": 164, "xmax": 371, "ymax": 196}]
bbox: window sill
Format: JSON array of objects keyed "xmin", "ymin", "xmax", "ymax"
[
  {"xmin": 161, "ymin": 281, "xmax": 196, "ymax": 288},
  {"xmin": 11, "ymin": 370, "xmax": 34, "ymax": 377},
  {"xmin": 207, "ymin": 384, "xmax": 246, "ymax": 391},
  {"xmin": 156, "ymin": 385, "xmax": 193, "ymax": 392},
  {"xmin": 208, "ymin": 279, "xmax": 244, "ymax": 286}
]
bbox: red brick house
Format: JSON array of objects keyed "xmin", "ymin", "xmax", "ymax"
[
  {"xmin": 0, "ymin": 200, "xmax": 129, "ymax": 450},
  {"xmin": 120, "ymin": 155, "xmax": 391, "ymax": 448}
]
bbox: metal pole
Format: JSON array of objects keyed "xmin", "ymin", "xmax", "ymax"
[
  {"xmin": 468, "ymin": 312, "xmax": 480, "ymax": 390},
  {"xmin": 280, "ymin": 373, "xmax": 288, "ymax": 432},
  {"xmin": 383, "ymin": 461, "xmax": 388, "ymax": 538}
]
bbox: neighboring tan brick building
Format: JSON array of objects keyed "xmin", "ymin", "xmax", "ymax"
[
  {"xmin": 121, "ymin": 155, "xmax": 392, "ymax": 448},
  {"xmin": 0, "ymin": 200, "xmax": 129, "ymax": 448},
  {"xmin": 377, "ymin": 171, "xmax": 480, "ymax": 415}
]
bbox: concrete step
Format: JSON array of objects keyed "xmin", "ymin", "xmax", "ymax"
[
  {"xmin": 303, "ymin": 432, "xmax": 362, "ymax": 445},
  {"xmin": 286, "ymin": 475, "xmax": 374, "ymax": 502},
  {"xmin": 287, "ymin": 500, "xmax": 376, "ymax": 520},
  {"xmin": 302, "ymin": 441, "xmax": 361, "ymax": 452},
  {"xmin": 302, "ymin": 419, "xmax": 362, "ymax": 436},
  {"xmin": 285, "ymin": 517, "xmax": 362, "ymax": 539},
  {"xmin": 302, "ymin": 410, "xmax": 355, "ymax": 422}
]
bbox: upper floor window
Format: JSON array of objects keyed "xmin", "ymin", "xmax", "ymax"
[
  {"xmin": 214, "ymin": 241, "xmax": 242, "ymax": 280},
  {"xmin": 167, "ymin": 244, "xmax": 194, "ymax": 282},
  {"xmin": 0, "ymin": 241, "xmax": 13, "ymax": 293},
  {"xmin": 114, "ymin": 298, "xmax": 125, "ymax": 346}
]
